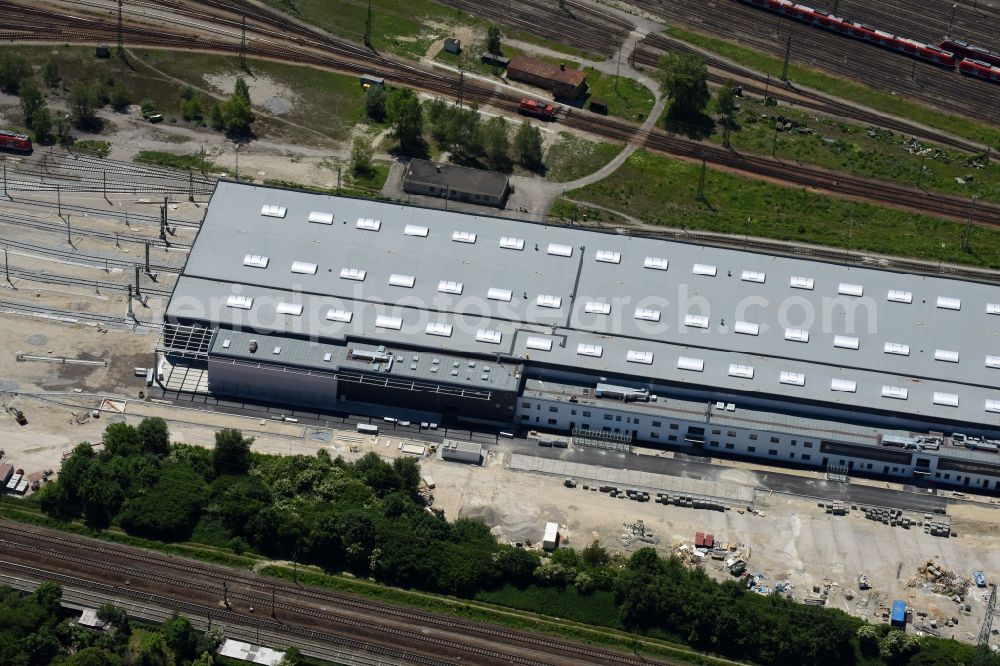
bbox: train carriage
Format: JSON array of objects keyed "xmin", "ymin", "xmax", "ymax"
[
  {"xmin": 940, "ymin": 39, "xmax": 1000, "ymax": 68},
  {"xmin": 959, "ymin": 58, "xmax": 1000, "ymax": 83},
  {"xmin": 0, "ymin": 130, "xmax": 32, "ymax": 153}
]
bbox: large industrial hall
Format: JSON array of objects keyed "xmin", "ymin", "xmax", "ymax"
[{"xmin": 161, "ymin": 181, "xmax": 1000, "ymax": 490}]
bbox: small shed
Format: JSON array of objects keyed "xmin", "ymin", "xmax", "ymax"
[
  {"xmin": 542, "ymin": 521, "xmax": 560, "ymax": 551},
  {"xmin": 95, "ymin": 44, "xmax": 111, "ymax": 59},
  {"xmin": 402, "ymin": 158, "xmax": 510, "ymax": 207},
  {"xmin": 444, "ymin": 37, "xmax": 461, "ymax": 54},
  {"xmin": 441, "ymin": 439, "xmax": 482, "ymax": 464},
  {"xmin": 890, "ymin": 600, "xmax": 907, "ymax": 628},
  {"xmin": 77, "ymin": 609, "xmax": 109, "ymax": 630},
  {"xmin": 360, "ymin": 74, "xmax": 385, "ymax": 89},
  {"xmin": 480, "ymin": 52, "xmax": 510, "ymax": 68},
  {"xmin": 588, "ymin": 97, "xmax": 608, "ymax": 115}
]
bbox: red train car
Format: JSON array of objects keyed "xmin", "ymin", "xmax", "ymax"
[
  {"xmin": 519, "ymin": 98, "xmax": 556, "ymax": 121},
  {"xmin": 736, "ymin": 0, "xmax": 956, "ymax": 67},
  {"xmin": 0, "ymin": 130, "xmax": 32, "ymax": 153},
  {"xmin": 959, "ymin": 58, "xmax": 1000, "ymax": 83},
  {"xmin": 940, "ymin": 39, "xmax": 1000, "ymax": 69}
]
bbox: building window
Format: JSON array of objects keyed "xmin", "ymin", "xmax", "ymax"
[
  {"xmin": 725, "ymin": 443, "xmax": 734, "ymax": 450},
  {"xmin": 791, "ymin": 440, "xmax": 797, "ymax": 446},
  {"xmin": 789, "ymin": 452, "xmax": 795, "ymax": 459},
  {"xmin": 521, "ymin": 402, "xmax": 531, "ymax": 408},
  {"xmin": 749, "ymin": 434, "xmax": 758, "ymax": 441},
  {"xmin": 748, "ymin": 446, "xmax": 756, "ymax": 453},
  {"xmin": 768, "ymin": 449, "xmax": 777, "ymax": 456},
  {"xmin": 571, "ymin": 409, "xmax": 577, "ymax": 416},
  {"xmin": 712, "ymin": 429, "xmax": 721, "ymax": 435},
  {"xmin": 603, "ymin": 427, "xmax": 611, "ymax": 433},
  {"xmin": 652, "ymin": 420, "xmax": 662, "ymax": 428},
  {"xmin": 868, "ymin": 464, "xmax": 873, "ymax": 470},
  {"xmin": 520, "ymin": 414, "xmax": 529, "ymax": 421},
  {"xmin": 804, "ymin": 442, "xmax": 813, "ymax": 448},
  {"xmin": 727, "ymin": 431, "xmax": 736, "ymax": 438},
  {"xmin": 668, "ymin": 435, "xmax": 677, "ymax": 442},
  {"xmin": 536, "ymin": 405, "xmax": 541, "ymax": 411},
  {"xmin": 944, "ymin": 474, "xmax": 950, "ymax": 480},
  {"xmin": 651, "ymin": 433, "xmax": 659, "ymax": 439},
  {"xmin": 710, "ymin": 441, "xmax": 719, "ymax": 447},
  {"xmin": 615, "ymin": 415, "xmax": 622, "ymax": 422},
  {"xmin": 934, "ymin": 472, "xmax": 940, "ymax": 478},
  {"xmin": 770, "ymin": 436, "xmax": 780, "ymax": 444},
  {"xmin": 549, "ymin": 406, "xmax": 558, "ymax": 413},
  {"xmin": 604, "ymin": 414, "xmax": 613, "ymax": 421},
  {"xmin": 669, "ymin": 424, "xmax": 679, "ymax": 430},
  {"xmin": 548, "ymin": 418, "xmax": 557, "ymax": 425},
  {"xmin": 802, "ymin": 454, "xmax": 811, "ymax": 461},
  {"xmin": 583, "ymin": 411, "xmax": 591, "ymax": 417}
]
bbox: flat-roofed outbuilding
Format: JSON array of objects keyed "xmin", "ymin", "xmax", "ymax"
[{"xmin": 402, "ymin": 159, "xmax": 510, "ymax": 207}]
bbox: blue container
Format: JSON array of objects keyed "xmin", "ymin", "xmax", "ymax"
[{"xmin": 890, "ymin": 600, "xmax": 906, "ymax": 628}]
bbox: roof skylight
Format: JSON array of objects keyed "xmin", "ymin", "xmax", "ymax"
[
  {"xmin": 634, "ymin": 307, "xmax": 661, "ymax": 322},
  {"xmin": 838, "ymin": 283, "xmax": 863, "ymax": 297},
  {"xmin": 375, "ymin": 315, "xmax": 403, "ymax": 330},
  {"xmin": 308, "ymin": 211, "xmax": 334, "ymax": 224},
  {"xmin": 790, "ymin": 276, "xmax": 814, "ymax": 290},
  {"xmin": 389, "ymin": 274, "xmax": 415, "ymax": 288},
  {"xmin": 499, "ymin": 236, "xmax": 524, "ymax": 250},
  {"xmin": 536, "ymin": 294, "xmax": 562, "ymax": 309},
  {"xmin": 476, "ymin": 329, "xmax": 502, "ymax": 344},
  {"xmin": 526, "ymin": 336, "xmax": 553, "ymax": 351},
  {"xmin": 404, "ymin": 224, "xmax": 428, "ymax": 237},
  {"xmin": 677, "ymin": 356, "xmax": 704, "ymax": 372},
  {"xmin": 356, "ymin": 217, "xmax": 381, "ymax": 231},
  {"xmin": 887, "ymin": 289, "xmax": 912, "ymax": 303},
  {"xmin": 290, "ymin": 261, "xmax": 318, "ymax": 275},
  {"xmin": 734, "ymin": 321, "xmax": 759, "ymax": 336},
  {"xmin": 741, "ymin": 270, "xmax": 766, "ymax": 283},
  {"xmin": 644, "ymin": 256, "xmax": 669, "ymax": 271},
  {"xmin": 325, "ymin": 309, "xmax": 352, "ymax": 322},
  {"xmin": 626, "ymin": 350, "xmax": 653, "ymax": 365},
  {"xmin": 260, "ymin": 204, "xmax": 286, "ymax": 218},
  {"xmin": 487, "ymin": 287, "xmax": 512, "ymax": 302},
  {"xmin": 780, "ymin": 371, "xmax": 805, "ymax": 386},
  {"xmin": 785, "ymin": 328, "xmax": 809, "ymax": 343},
  {"xmin": 547, "ymin": 243, "xmax": 573, "ymax": 257},
  {"xmin": 831, "ymin": 378, "xmax": 857, "ymax": 393},
  {"xmin": 452, "ymin": 230, "xmax": 477, "ymax": 244},
  {"xmin": 692, "ymin": 263, "xmax": 717, "ymax": 276},
  {"xmin": 243, "ymin": 254, "xmax": 269, "ymax": 268},
  {"xmin": 728, "ymin": 363, "xmax": 754, "ymax": 379},
  {"xmin": 595, "ymin": 250, "xmax": 621, "ymax": 264},
  {"xmin": 937, "ymin": 296, "xmax": 961, "ymax": 310},
  {"xmin": 577, "ymin": 343, "xmax": 603, "ymax": 358},
  {"xmin": 438, "ymin": 280, "xmax": 463, "ymax": 295}
]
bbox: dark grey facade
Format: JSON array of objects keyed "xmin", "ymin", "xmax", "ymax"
[{"xmin": 402, "ymin": 159, "xmax": 510, "ymax": 207}]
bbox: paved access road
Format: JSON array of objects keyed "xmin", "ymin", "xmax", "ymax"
[{"xmin": 503, "ymin": 440, "xmax": 948, "ymax": 513}]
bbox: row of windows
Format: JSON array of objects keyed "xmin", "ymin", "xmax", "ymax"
[{"xmin": 521, "ymin": 401, "xmax": 815, "ymax": 445}]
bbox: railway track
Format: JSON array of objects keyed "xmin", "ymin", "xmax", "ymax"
[
  {"xmin": 0, "ymin": 522, "xmax": 683, "ymax": 666},
  {"xmin": 0, "ymin": 235, "xmax": 182, "ymax": 274},
  {"xmin": 7, "ymin": 196, "xmax": 204, "ymax": 230},
  {"xmin": 0, "ymin": 299, "xmax": 160, "ymax": 327},
  {"xmin": 2, "ymin": 267, "xmax": 173, "ymax": 297},
  {"xmin": 632, "ymin": 34, "xmax": 990, "ymax": 155},
  {"xmin": 0, "ymin": 212, "xmax": 191, "ymax": 250},
  {"xmin": 9, "ymin": 2, "xmax": 1000, "ymax": 228},
  {"xmin": 629, "ymin": 0, "xmax": 1000, "ymax": 128}
]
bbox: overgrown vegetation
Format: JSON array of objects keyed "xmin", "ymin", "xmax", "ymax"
[
  {"xmin": 33, "ymin": 419, "xmax": 1000, "ymax": 666},
  {"xmin": 0, "ymin": 582, "xmax": 227, "ymax": 665},
  {"xmin": 544, "ymin": 133, "xmax": 622, "ymax": 182},
  {"xmin": 135, "ymin": 151, "xmax": 213, "ymax": 172},
  {"xmin": 662, "ymin": 25, "xmax": 1000, "ymax": 149},
  {"xmin": 553, "ymin": 150, "xmax": 1000, "ymax": 268}
]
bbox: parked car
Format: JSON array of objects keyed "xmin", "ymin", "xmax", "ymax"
[{"xmin": 974, "ymin": 571, "xmax": 987, "ymax": 587}]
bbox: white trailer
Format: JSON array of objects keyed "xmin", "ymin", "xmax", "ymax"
[{"xmin": 542, "ymin": 522, "xmax": 560, "ymax": 551}]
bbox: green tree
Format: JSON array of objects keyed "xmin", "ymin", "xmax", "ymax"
[
  {"xmin": 233, "ymin": 76, "xmax": 251, "ymax": 104},
  {"xmin": 191, "ymin": 651, "xmax": 215, "ymax": 666},
  {"xmin": 137, "ymin": 417, "xmax": 170, "ymax": 457},
  {"xmin": 514, "ymin": 121, "xmax": 543, "ymax": 171},
  {"xmin": 31, "ymin": 582, "xmax": 62, "ymax": 616},
  {"xmin": 856, "ymin": 624, "xmax": 880, "ymax": 658},
  {"xmin": 880, "ymin": 629, "xmax": 920, "ymax": 665},
  {"xmin": 69, "ymin": 82, "xmax": 101, "ymax": 130},
  {"xmin": 0, "ymin": 52, "xmax": 30, "ymax": 93},
  {"xmin": 481, "ymin": 115, "xmax": 510, "ymax": 170},
  {"xmin": 162, "ymin": 613, "xmax": 198, "ymax": 661},
  {"xmin": 181, "ymin": 84, "xmax": 196, "ymax": 101},
  {"xmin": 213, "ymin": 428, "xmax": 253, "ymax": 476},
  {"xmin": 350, "ymin": 135, "xmax": 374, "ymax": 176},
  {"xmin": 43, "ymin": 60, "xmax": 61, "ymax": 89},
  {"xmin": 97, "ymin": 603, "xmax": 129, "ymax": 634},
  {"xmin": 64, "ymin": 647, "xmax": 124, "ymax": 666},
  {"xmin": 223, "ymin": 94, "xmax": 253, "ymax": 136},
  {"xmin": 391, "ymin": 456, "xmax": 421, "ymax": 496},
  {"xmin": 278, "ymin": 646, "xmax": 303, "ymax": 666},
  {"xmin": 103, "ymin": 422, "xmax": 141, "ymax": 457},
  {"xmin": 386, "ymin": 87, "xmax": 424, "ymax": 154},
  {"xmin": 716, "ymin": 79, "xmax": 738, "ymax": 119},
  {"xmin": 181, "ymin": 95, "xmax": 203, "ymax": 122},
  {"xmin": 486, "ymin": 25, "xmax": 502, "ymax": 55},
  {"xmin": 656, "ymin": 52, "xmax": 710, "ymax": 121},
  {"xmin": 109, "ymin": 81, "xmax": 130, "ymax": 112},
  {"xmin": 56, "ymin": 116, "xmax": 73, "ymax": 147},
  {"xmin": 19, "ymin": 80, "xmax": 44, "ymax": 126},
  {"xmin": 580, "ymin": 541, "xmax": 610, "ymax": 568},
  {"xmin": 209, "ymin": 104, "xmax": 225, "ymax": 131},
  {"xmin": 364, "ymin": 85, "xmax": 387, "ymax": 122},
  {"xmin": 32, "ymin": 106, "xmax": 53, "ymax": 144}
]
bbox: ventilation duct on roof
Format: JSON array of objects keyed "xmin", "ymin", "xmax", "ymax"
[
  {"xmin": 308, "ymin": 211, "xmax": 334, "ymax": 224},
  {"xmin": 644, "ymin": 256, "xmax": 669, "ymax": 271},
  {"xmin": 627, "ymin": 350, "xmax": 653, "ymax": 365},
  {"xmin": 780, "ymin": 371, "xmax": 805, "ymax": 386}
]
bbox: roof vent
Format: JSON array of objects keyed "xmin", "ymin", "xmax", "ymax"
[
  {"xmin": 526, "ymin": 336, "xmax": 553, "ymax": 351},
  {"xmin": 677, "ymin": 356, "xmax": 704, "ymax": 372},
  {"xmin": 547, "ymin": 243, "xmax": 573, "ymax": 257},
  {"xmin": 404, "ymin": 224, "xmax": 429, "ymax": 237},
  {"xmin": 790, "ymin": 275, "xmax": 814, "ymax": 290},
  {"xmin": 780, "ymin": 371, "xmax": 805, "ymax": 386},
  {"xmin": 785, "ymin": 328, "xmax": 809, "ymax": 343},
  {"xmin": 260, "ymin": 204, "xmax": 287, "ymax": 218},
  {"xmin": 576, "ymin": 343, "xmax": 603, "ymax": 358},
  {"xmin": 585, "ymin": 301, "xmax": 611, "ymax": 315},
  {"xmin": 936, "ymin": 296, "xmax": 961, "ymax": 311},
  {"xmin": 838, "ymin": 283, "xmax": 863, "ymax": 297},
  {"xmin": 728, "ymin": 363, "xmax": 754, "ymax": 379},
  {"xmin": 644, "ymin": 256, "xmax": 669, "ymax": 271},
  {"xmin": 308, "ymin": 211, "xmax": 334, "ymax": 225},
  {"xmin": 476, "ymin": 329, "xmax": 502, "ymax": 344},
  {"xmin": 882, "ymin": 385, "xmax": 909, "ymax": 400},
  {"xmin": 243, "ymin": 254, "xmax": 269, "ymax": 269},
  {"xmin": 626, "ymin": 350, "xmax": 653, "ymax": 365},
  {"xmin": 933, "ymin": 392, "xmax": 959, "ymax": 407},
  {"xmin": 831, "ymin": 378, "xmax": 857, "ymax": 393},
  {"xmin": 734, "ymin": 321, "xmax": 759, "ymax": 336},
  {"xmin": 249, "ymin": 340, "xmax": 258, "ymax": 353}
]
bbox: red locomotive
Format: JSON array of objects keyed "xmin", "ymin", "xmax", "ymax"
[
  {"xmin": 959, "ymin": 58, "xmax": 1000, "ymax": 83},
  {"xmin": 940, "ymin": 39, "xmax": 1000, "ymax": 69},
  {"xmin": 736, "ymin": 0, "xmax": 956, "ymax": 66},
  {"xmin": 0, "ymin": 130, "xmax": 32, "ymax": 153},
  {"xmin": 519, "ymin": 98, "xmax": 556, "ymax": 121}
]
